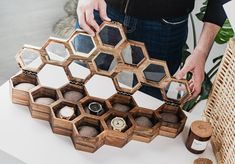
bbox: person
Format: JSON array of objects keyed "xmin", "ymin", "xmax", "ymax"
[{"xmin": 76, "ymin": 0, "xmax": 229, "ymax": 99}]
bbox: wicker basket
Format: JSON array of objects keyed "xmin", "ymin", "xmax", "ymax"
[{"xmin": 204, "ymin": 38, "xmax": 235, "ymax": 164}]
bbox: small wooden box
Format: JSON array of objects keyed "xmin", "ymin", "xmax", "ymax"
[
  {"xmin": 130, "ymin": 107, "xmax": 161, "ymax": 142},
  {"xmin": 103, "ymin": 111, "xmax": 135, "ymax": 148},
  {"xmin": 157, "ymin": 78, "xmax": 190, "ymax": 138},
  {"xmin": 156, "ymin": 104, "xmax": 187, "ymax": 138},
  {"xmin": 29, "ymin": 86, "xmax": 60, "ymax": 121},
  {"xmin": 10, "ymin": 71, "xmax": 38, "ymax": 106},
  {"xmin": 50, "ymin": 100, "xmax": 81, "ymax": 136},
  {"xmin": 72, "ymin": 117, "xmax": 106, "ymax": 153}
]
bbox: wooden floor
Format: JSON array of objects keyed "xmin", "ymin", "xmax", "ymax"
[{"xmin": 0, "ymin": 0, "xmax": 67, "ymax": 85}]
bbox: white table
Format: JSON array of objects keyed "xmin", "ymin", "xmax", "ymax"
[{"xmin": 0, "ymin": 81, "xmax": 216, "ymax": 164}]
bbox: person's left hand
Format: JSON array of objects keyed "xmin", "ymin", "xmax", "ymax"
[{"xmin": 175, "ymin": 48, "xmax": 207, "ymax": 99}]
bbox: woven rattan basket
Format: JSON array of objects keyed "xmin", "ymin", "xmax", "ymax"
[{"xmin": 204, "ymin": 38, "xmax": 235, "ymax": 164}]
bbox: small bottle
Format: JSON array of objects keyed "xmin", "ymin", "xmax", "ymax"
[{"xmin": 186, "ymin": 120, "xmax": 213, "ymax": 154}]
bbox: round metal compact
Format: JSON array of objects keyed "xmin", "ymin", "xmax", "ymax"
[
  {"xmin": 111, "ymin": 117, "xmax": 127, "ymax": 132},
  {"xmin": 57, "ymin": 106, "xmax": 75, "ymax": 120},
  {"xmin": 88, "ymin": 102, "xmax": 104, "ymax": 116}
]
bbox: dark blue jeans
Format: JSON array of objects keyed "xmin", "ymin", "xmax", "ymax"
[{"xmin": 76, "ymin": 5, "xmax": 188, "ymax": 98}]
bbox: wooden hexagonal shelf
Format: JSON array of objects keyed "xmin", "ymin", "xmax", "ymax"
[{"xmin": 10, "ymin": 21, "xmax": 191, "ymax": 153}]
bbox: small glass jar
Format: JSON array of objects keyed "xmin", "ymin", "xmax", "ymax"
[{"xmin": 186, "ymin": 120, "xmax": 213, "ymax": 154}]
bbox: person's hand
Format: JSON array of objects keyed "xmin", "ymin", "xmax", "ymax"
[
  {"xmin": 77, "ymin": 0, "xmax": 111, "ymax": 36},
  {"xmin": 175, "ymin": 48, "xmax": 207, "ymax": 99}
]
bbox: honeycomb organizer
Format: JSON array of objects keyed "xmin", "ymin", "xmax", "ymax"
[{"xmin": 10, "ymin": 21, "xmax": 191, "ymax": 153}]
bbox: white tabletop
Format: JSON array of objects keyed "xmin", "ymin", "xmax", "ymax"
[{"xmin": 0, "ymin": 81, "xmax": 216, "ymax": 164}]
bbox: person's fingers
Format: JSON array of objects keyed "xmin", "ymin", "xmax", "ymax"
[
  {"xmin": 189, "ymin": 82, "xmax": 194, "ymax": 92},
  {"xmin": 190, "ymin": 72, "xmax": 203, "ymax": 98},
  {"xmin": 189, "ymin": 79, "xmax": 193, "ymax": 84},
  {"xmin": 175, "ymin": 64, "xmax": 194, "ymax": 80},
  {"xmin": 99, "ymin": 1, "xmax": 111, "ymax": 21},
  {"xmin": 85, "ymin": 10, "xmax": 99, "ymax": 32},
  {"xmin": 78, "ymin": 12, "xmax": 95, "ymax": 36},
  {"xmin": 191, "ymin": 88, "xmax": 201, "ymax": 99}
]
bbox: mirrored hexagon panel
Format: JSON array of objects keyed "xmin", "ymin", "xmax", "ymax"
[
  {"xmin": 121, "ymin": 41, "xmax": 147, "ymax": 67},
  {"xmin": 38, "ymin": 64, "xmax": 69, "ymax": 89},
  {"xmin": 70, "ymin": 32, "xmax": 96, "ymax": 58},
  {"xmin": 67, "ymin": 60, "xmax": 91, "ymax": 82},
  {"xmin": 141, "ymin": 60, "xmax": 171, "ymax": 88},
  {"xmin": 143, "ymin": 64, "xmax": 166, "ymax": 82},
  {"xmin": 93, "ymin": 52, "xmax": 117, "ymax": 74},
  {"xmin": 98, "ymin": 22, "xmax": 126, "ymax": 48},
  {"xmin": 162, "ymin": 79, "xmax": 191, "ymax": 104},
  {"xmin": 45, "ymin": 40, "xmax": 70, "ymax": 63},
  {"xmin": 85, "ymin": 74, "xmax": 117, "ymax": 99},
  {"xmin": 114, "ymin": 71, "xmax": 141, "ymax": 94},
  {"xmin": 16, "ymin": 46, "xmax": 44, "ymax": 72}
]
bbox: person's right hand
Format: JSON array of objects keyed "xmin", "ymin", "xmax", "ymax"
[{"xmin": 77, "ymin": 0, "xmax": 111, "ymax": 36}]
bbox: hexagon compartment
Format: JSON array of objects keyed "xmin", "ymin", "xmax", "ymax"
[
  {"xmin": 15, "ymin": 45, "xmax": 44, "ymax": 73},
  {"xmin": 130, "ymin": 107, "xmax": 161, "ymax": 142},
  {"xmin": 140, "ymin": 59, "xmax": 171, "ymax": 88},
  {"xmin": 79, "ymin": 96, "xmax": 109, "ymax": 117},
  {"xmin": 10, "ymin": 72, "xmax": 39, "ymax": 106},
  {"xmin": 104, "ymin": 111, "xmax": 134, "ymax": 148},
  {"xmin": 50, "ymin": 100, "xmax": 81, "ymax": 136},
  {"xmin": 72, "ymin": 116, "xmax": 106, "ymax": 153},
  {"xmin": 156, "ymin": 104, "xmax": 187, "ymax": 138},
  {"xmin": 114, "ymin": 70, "xmax": 141, "ymax": 94},
  {"xmin": 106, "ymin": 93, "xmax": 137, "ymax": 113},
  {"xmin": 97, "ymin": 22, "xmax": 126, "ymax": 49},
  {"xmin": 93, "ymin": 52, "xmax": 118, "ymax": 76},
  {"xmin": 29, "ymin": 86, "xmax": 60, "ymax": 121},
  {"xmin": 69, "ymin": 31, "xmax": 97, "ymax": 58},
  {"xmin": 43, "ymin": 38, "xmax": 71, "ymax": 65},
  {"xmin": 60, "ymin": 83, "xmax": 86, "ymax": 103},
  {"xmin": 10, "ymin": 21, "xmax": 192, "ymax": 153},
  {"xmin": 121, "ymin": 40, "xmax": 148, "ymax": 67},
  {"xmin": 156, "ymin": 78, "xmax": 191, "ymax": 138}
]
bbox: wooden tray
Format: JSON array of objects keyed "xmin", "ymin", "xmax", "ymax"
[{"xmin": 10, "ymin": 21, "xmax": 191, "ymax": 153}]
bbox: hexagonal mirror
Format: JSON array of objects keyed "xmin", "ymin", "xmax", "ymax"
[
  {"xmin": 45, "ymin": 41, "xmax": 70, "ymax": 62},
  {"xmin": 94, "ymin": 52, "xmax": 117, "ymax": 72},
  {"xmin": 71, "ymin": 33, "xmax": 95, "ymax": 57},
  {"xmin": 122, "ymin": 44, "xmax": 145, "ymax": 66},
  {"xmin": 116, "ymin": 71, "xmax": 139, "ymax": 90},
  {"xmin": 164, "ymin": 80, "xmax": 189, "ymax": 102},
  {"xmin": 38, "ymin": 64, "xmax": 69, "ymax": 89},
  {"xmin": 68, "ymin": 60, "xmax": 91, "ymax": 81},
  {"xmin": 98, "ymin": 25, "xmax": 123, "ymax": 47},
  {"xmin": 143, "ymin": 63, "xmax": 167, "ymax": 82},
  {"xmin": 85, "ymin": 74, "xmax": 117, "ymax": 99},
  {"xmin": 19, "ymin": 48, "xmax": 43, "ymax": 70}
]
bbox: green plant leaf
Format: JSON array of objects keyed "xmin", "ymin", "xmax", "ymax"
[
  {"xmin": 195, "ymin": 0, "xmax": 208, "ymax": 21},
  {"xmin": 181, "ymin": 44, "xmax": 191, "ymax": 68},
  {"xmin": 212, "ymin": 55, "xmax": 223, "ymax": 63},
  {"xmin": 207, "ymin": 59, "xmax": 221, "ymax": 78},
  {"xmin": 199, "ymin": 73, "xmax": 212, "ymax": 101},
  {"xmin": 215, "ymin": 19, "xmax": 234, "ymax": 44},
  {"xmin": 195, "ymin": 12, "xmax": 204, "ymax": 21},
  {"xmin": 183, "ymin": 98, "xmax": 198, "ymax": 111}
]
